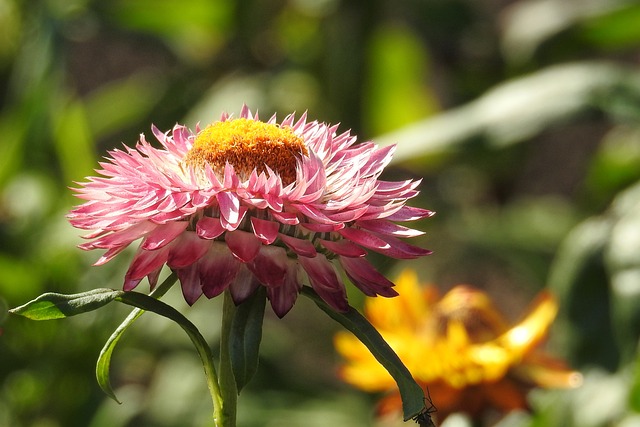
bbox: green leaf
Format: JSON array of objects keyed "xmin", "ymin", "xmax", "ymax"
[
  {"xmin": 9, "ymin": 288, "xmax": 121, "ymax": 320},
  {"xmin": 96, "ymin": 273, "xmax": 177, "ymax": 403},
  {"xmin": 229, "ymin": 287, "xmax": 266, "ymax": 392},
  {"xmin": 300, "ymin": 287, "xmax": 426, "ymax": 421}
]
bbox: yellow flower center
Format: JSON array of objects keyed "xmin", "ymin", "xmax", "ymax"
[{"xmin": 184, "ymin": 118, "xmax": 308, "ymax": 185}]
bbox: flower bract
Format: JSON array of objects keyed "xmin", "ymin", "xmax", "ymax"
[{"xmin": 68, "ymin": 106, "xmax": 432, "ymax": 317}]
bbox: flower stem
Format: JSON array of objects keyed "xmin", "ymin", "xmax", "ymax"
[{"xmin": 218, "ymin": 290, "xmax": 238, "ymax": 427}]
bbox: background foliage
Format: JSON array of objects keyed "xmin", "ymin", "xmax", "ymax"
[{"xmin": 2, "ymin": 0, "xmax": 640, "ymax": 426}]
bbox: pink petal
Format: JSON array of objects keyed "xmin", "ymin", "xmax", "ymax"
[
  {"xmin": 318, "ymin": 238, "xmax": 366, "ymax": 258},
  {"xmin": 298, "ymin": 254, "xmax": 348, "ymax": 312},
  {"xmin": 177, "ymin": 263, "xmax": 203, "ymax": 305},
  {"xmin": 167, "ymin": 231, "xmax": 211, "ymax": 269},
  {"xmin": 229, "ymin": 265, "xmax": 260, "ymax": 304},
  {"xmin": 247, "ymin": 245, "xmax": 288, "ymax": 287},
  {"xmin": 355, "ymin": 219, "xmax": 425, "ymax": 238},
  {"xmin": 199, "ymin": 243, "xmax": 240, "ymax": 298},
  {"xmin": 385, "ymin": 206, "xmax": 435, "ymax": 222},
  {"xmin": 337, "ymin": 227, "xmax": 390, "ymax": 251},
  {"xmin": 375, "ymin": 234, "xmax": 433, "ymax": 259},
  {"xmin": 124, "ymin": 245, "xmax": 171, "ymax": 290},
  {"xmin": 196, "ymin": 216, "xmax": 225, "ymax": 239},
  {"xmin": 225, "ymin": 230, "xmax": 261, "ymax": 262},
  {"xmin": 271, "ymin": 211, "xmax": 300, "ymax": 225},
  {"xmin": 267, "ymin": 263, "xmax": 301, "ymax": 318},
  {"xmin": 300, "ymin": 222, "xmax": 343, "ymax": 233},
  {"xmin": 251, "ymin": 217, "xmax": 280, "ymax": 245},
  {"xmin": 280, "ymin": 234, "xmax": 317, "ymax": 257},
  {"xmin": 217, "ymin": 191, "xmax": 242, "ymax": 227},
  {"xmin": 339, "ymin": 256, "xmax": 397, "ymax": 297},
  {"xmin": 141, "ymin": 221, "xmax": 188, "ymax": 250}
]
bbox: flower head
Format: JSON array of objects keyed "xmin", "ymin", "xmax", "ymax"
[
  {"xmin": 68, "ymin": 106, "xmax": 432, "ymax": 317},
  {"xmin": 335, "ymin": 270, "xmax": 582, "ymax": 422}
]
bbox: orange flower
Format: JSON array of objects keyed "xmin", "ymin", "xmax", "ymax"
[{"xmin": 334, "ymin": 270, "xmax": 582, "ymax": 423}]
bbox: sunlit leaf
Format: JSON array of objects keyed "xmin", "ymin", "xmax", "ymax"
[
  {"xmin": 9, "ymin": 289, "xmax": 121, "ymax": 320},
  {"xmin": 301, "ymin": 287, "xmax": 426, "ymax": 421}
]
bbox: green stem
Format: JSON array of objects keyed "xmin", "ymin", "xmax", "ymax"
[{"xmin": 218, "ymin": 290, "xmax": 238, "ymax": 427}]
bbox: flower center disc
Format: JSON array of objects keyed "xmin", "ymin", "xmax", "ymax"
[{"xmin": 185, "ymin": 118, "xmax": 308, "ymax": 185}]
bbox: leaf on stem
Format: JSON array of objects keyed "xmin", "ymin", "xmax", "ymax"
[
  {"xmin": 9, "ymin": 288, "xmax": 122, "ymax": 320},
  {"xmin": 229, "ymin": 287, "xmax": 266, "ymax": 392},
  {"xmin": 301, "ymin": 286, "xmax": 426, "ymax": 421}
]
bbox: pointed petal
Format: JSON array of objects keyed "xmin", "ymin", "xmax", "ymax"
[
  {"xmin": 225, "ymin": 230, "xmax": 261, "ymax": 262},
  {"xmin": 339, "ymin": 256, "xmax": 397, "ymax": 297},
  {"xmin": 298, "ymin": 254, "xmax": 348, "ymax": 312},
  {"xmin": 267, "ymin": 263, "xmax": 301, "ymax": 318},
  {"xmin": 177, "ymin": 263, "xmax": 203, "ymax": 305},
  {"xmin": 247, "ymin": 245, "xmax": 288, "ymax": 287},
  {"xmin": 229, "ymin": 265, "xmax": 260, "ymax": 304},
  {"xmin": 280, "ymin": 234, "xmax": 317, "ymax": 257},
  {"xmin": 318, "ymin": 238, "xmax": 367, "ymax": 257},
  {"xmin": 251, "ymin": 217, "xmax": 280, "ymax": 245},
  {"xmin": 141, "ymin": 221, "xmax": 188, "ymax": 250},
  {"xmin": 167, "ymin": 231, "xmax": 211, "ymax": 268},
  {"xmin": 196, "ymin": 216, "xmax": 225, "ymax": 239},
  {"xmin": 199, "ymin": 243, "xmax": 240, "ymax": 298},
  {"xmin": 124, "ymin": 245, "xmax": 171, "ymax": 290}
]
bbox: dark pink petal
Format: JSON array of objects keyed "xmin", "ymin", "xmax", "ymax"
[
  {"xmin": 374, "ymin": 235, "xmax": 433, "ymax": 259},
  {"xmin": 147, "ymin": 267, "xmax": 163, "ymax": 290},
  {"xmin": 251, "ymin": 217, "xmax": 280, "ymax": 245},
  {"xmin": 337, "ymin": 227, "xmax": 390, "ymax": 251},
  {"xmin": 177, "ymin": 263, "xmax": 203, "ymax": 305},
  {"xmin": 318, "ymin": 238, "xmax": 367, "ymax": 258},
  {"xmin": 196, "ymin": 216, "xmax": 225, "ymax": 239},
  {"xmin": 247, "ymin": 245, "xmax": 288, "ymax": 287},
  {"xmin": 298, "ymin": 254, "xmax": 348, "ymax": 312},
  {"xmin": 385, "ymin": 206, "xmax": 435, "ymax": 222},
  {"xmin": 225, "ymin": 230, "xmax": 261, "ymax": 262},
  {"xmin": 199, "ymin": 243, "xmax": 240, "ymax": 298},
  {"xmin": 124, "ymin": 245, "xmax": 171, "ymax": 290},
  {"xmin": 325, "ymin": 206, "xmax": 369, "ymax": 223},
  {"xmin": 167, "ymin": 231, "xmax": 211, "ymax": 269},
  {"xmin": 339, "ymin": 256, "xmax": 398, "ymax": 297},
  {"xmin": 229, "ymin": 265, "xmax": 260, "ymax": 304},
  {"xmin": 300, "ymin": 222, "xmax": 343, "ymax": 233},
  {"xmin": 279, "ymin": 234, "xmax": 317, "ymax": 257},
  {"xmin": 270, "ymin": 211, "xmax": 300, "ymax": 225},
  {"xmin": 141, "ymin": 221, "xmax": 188, "ymax": 250},
  {"xmin": 267, "ymin": 263, "xmax": 301, "ymax": 318}
]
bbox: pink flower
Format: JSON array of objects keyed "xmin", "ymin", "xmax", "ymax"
[{"xmin": 68, "ymin": 106, "xmax": 433, "ymax": 317}]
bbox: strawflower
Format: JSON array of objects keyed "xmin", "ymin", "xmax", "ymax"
[
  {"xmin": 335, "ymin": 270, "xmax": 582, "ymax": 424},
  {"xmin": 68, "ymin": 106, "xmax": 433, "ymax": 317}
]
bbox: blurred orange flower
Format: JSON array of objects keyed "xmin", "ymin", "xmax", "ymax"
[{"xmin": 334, "ymin": 270, "xmax": 582, "ymax": 424}]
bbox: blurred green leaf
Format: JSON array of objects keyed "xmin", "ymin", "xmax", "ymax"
[
  {"xmin": 379, "ymin": 62, "xmax": 640, "ymax": 166},
  {"xmin": 85, "ymin": 73, "xmax": 167, "ymax": 139},
  {"xmin": 230, "ymin": 287, "xmax": 266, "ymax": 392},
  {"xmin": 580, "ymin": 4, "xmax": 640, "ymax": 50},
  {"xmin": 363, "ymin": 24, "xmax": 439, "ymax": 135},
  {"xmin": 301, "ymin": 287, "xmax": 426, "ymax": 421},
  {"xmin": 53, "ymin": 97, "xmax": 97, "ymax": 186}
]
